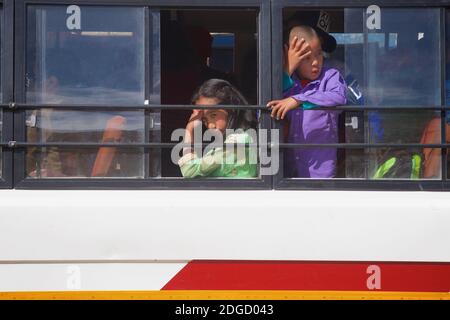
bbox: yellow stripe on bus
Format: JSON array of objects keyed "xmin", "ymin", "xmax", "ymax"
[{"xmin": 1, "ymin": 290, "xmax": 449, "ymax": 300}]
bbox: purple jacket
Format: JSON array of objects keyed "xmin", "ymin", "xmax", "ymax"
[{"xmin": 283, "ymin": 68, "xmax": 346, "ymax": 178}]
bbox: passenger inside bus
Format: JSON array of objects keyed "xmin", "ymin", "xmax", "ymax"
[
  {"xmin": 178, "ymin": 79, "xmax": 258, "ymax": 178},
  {"xmin": 23, "ymin": 6, "xmax": 446, "ymax": 181},
  {"xmin": 268, "ymin": 24, "xmax": 346, "ymax": 178},
  {"xmin": 160, "ymin": 17, "xmax": 233, "ymax": 177},
  {"xmin": 420, "ymin": 35, "xmax": 450, "ymax": 179},
  {"xmin": 160, "ymin": 10, "xmax": 257, "ymax": 177},
  {"xmin": 280, "ymin": 10, "xmax": 357, "ymax": 179},
  {"xmin": 279, "ymin": 8, "xmax": 444, "ymax": 180}
]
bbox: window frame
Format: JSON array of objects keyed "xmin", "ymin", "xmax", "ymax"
[
  {"xmin": 272, "ymin": 0, "xmax": 450, "ymax": 191},
  {"xmin": 0, "ymin": 0, "xmax": 14, "ymax": 189},
  {"xmin": 5, "ymin": 0, "xmax": 450, "ymax": 190},
  {"xmin": 12, "ymin": 0, "xmax": 273, "ymax": 190}
]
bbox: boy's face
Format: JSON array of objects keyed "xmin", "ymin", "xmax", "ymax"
[{"xmin": 297, "ymin": 37, "xmax": 323, "ymax": 81}]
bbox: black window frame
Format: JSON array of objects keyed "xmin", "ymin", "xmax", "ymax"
[
  {"xmin": 272, "ymin": 0, "xmax": 450, "ymax": 191},
  {"xmin": 2, "ymin": 0, "xmax": 450, "ymax": 191},
  {"xmin": 12, "ymin": 0, "xmax": 273, "ymax": 190},
  {"xmin": 0, "ymin": 0, "xmax": 14, "ymax": 189}
]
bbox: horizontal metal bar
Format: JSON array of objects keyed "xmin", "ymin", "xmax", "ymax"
[
  {"xmin": 276, "ymin": 0, "xmax": 450, "ymax": 7},
  {"xmin": 1, "ymin": 142, "xmax": 450, "ymax": 149},
  {"xmin": 13, "ymin": 177, "xmax": 450, "ymax": 192},
  {"xmin": 279, "ymin": 143, "xmax": 450, "ymax": 149},
  {"xmin": 14, "ymin": 177, "xmax": 270, "ymax": 190},
  {"xmin": 0, "ymin": 142, "xmax": 259, "ymax": 148},
  {"xmin": 22, "ymin": 0, "xmax": 266, "ymax": 8},
  {"xmin": 1, "ymin": 103, "xmax": 450, "ymax": 111},
  {"xmin": 275, "ymin": 179, "xmax": 450, "ymax": 192},
  {"xmin": 1, "ymin": 103, "xmax": 266, "ymax": 110}
]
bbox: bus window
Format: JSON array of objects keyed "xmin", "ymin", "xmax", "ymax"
[
  {"xmin": 442, "ymin": 8, "xmax": 450, "ymax": 180},
  {"xmin": 26, "ymin": 109, "xmax": 145, "ymax": 178},
  {"xmin": 158, "ymin": 9, "xmax": 259, "ymax": 178},
  {"xmin": 0, "ymin": 110, "xmax": 2, "ymax": 179},
  {"xmin": 0, "ymin": 7, "xmax": 2, "ymax": 178},
  {"xmin": 25, "ymin": 5, "xmax": 146, "ymax": 178},
  {"xmin": 447, "ymin": 9, "xmax": 450, "ymax": 180},
  {"xmin": 26, "ymin": 6, "xmax": 145, "ymax": 104},
  {"xmin": 281, "ymin": 8, "xmax": 441, "ymax": 180},
  {"xmin": 362, "ymin": 8, "xmax": 441, "ymax": 180}
]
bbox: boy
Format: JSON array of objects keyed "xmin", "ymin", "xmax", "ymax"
[{"xmin": 267, "ymin": 25, "xmax": 346, "ymax": 178}]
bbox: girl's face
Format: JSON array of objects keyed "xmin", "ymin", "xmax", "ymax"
[{"xmin": 195, "ymin": 96, "xmax": 229, "ymax": 134}]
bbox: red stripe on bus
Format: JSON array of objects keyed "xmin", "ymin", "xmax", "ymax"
[{"xmin": 162, "ymin": 261, "xmax": 450, "ymax": 292}]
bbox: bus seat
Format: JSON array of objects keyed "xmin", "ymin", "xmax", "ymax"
[
  {"xmin": 91, "ymin": 115, "xmax": 126, "ymax": 177},
  {"xmin": 420, "ymin": 117, "xmax": 450, "ymax": 178}
]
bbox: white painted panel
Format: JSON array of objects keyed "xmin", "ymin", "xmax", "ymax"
[
  {"xmin": 0, "ymin": 263, "xmax": 186, "ymax": 292},
  {"xmin": 0, "ymin": 190, "xmax": 449, "ymax": 262}
]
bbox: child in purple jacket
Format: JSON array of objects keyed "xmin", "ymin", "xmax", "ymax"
[{"xmin": 267, "ymin": 25, "xmax": 346, "ymax": 178}]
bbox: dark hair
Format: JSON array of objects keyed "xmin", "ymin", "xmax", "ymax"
[
  {"xmin": 191, "ymin": 78, "xmax": 258, "ymax": 131},
  {"xmin": 284, "ymin": 10, "xmax": 337, "ymax": 53}
]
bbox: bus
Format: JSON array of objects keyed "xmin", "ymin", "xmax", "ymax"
[{"xmin": 0, "ymin": 0, "xmax": 449, "ymax": 300}]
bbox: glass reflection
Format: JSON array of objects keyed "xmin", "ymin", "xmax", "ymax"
[
  {"xmin": 363, "ymin": 9, "xmax": 441, "ymax": 177},
  {"xmin": 0, "ymin": 8, "xmax": 3, "ymax": 178},
  {"xmin": 26, "ymin": 5, "xmax": 145, "ymax": 104},
  {"xmin": 26, "ymin": 110, "xmax": 145, "ymax": 178},
  {"xmin": 25, "ymin": 5, "xmax": 146, "ymax": 178},
  {"xmin": 0, "ymin": 111, "xmax": 2, "ymax": 178}
]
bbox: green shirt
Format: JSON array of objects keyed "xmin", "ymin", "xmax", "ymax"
[{"xmin": 178, "ymin": 133, "xmax": 258, "ymax": 178}]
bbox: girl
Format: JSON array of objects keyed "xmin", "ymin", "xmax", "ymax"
[{"xmin": 178, "ymin": 79, "xmax": 258, "ymax": 178}]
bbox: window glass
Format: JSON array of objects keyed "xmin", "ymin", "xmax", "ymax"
[
  {"xmin": 0, "ymin": 7, "xmax": 3, "ymax": 178},
  {"xmin": 0, "ymin": 110, "xmax": 2, "ymax": 178},
  {"xmin": 446, "ymin": 9, "xmax": 450, "ymax": 179},
  {"xmin": 281, "ymin": 8, "xmax": 441, "ymax": 180},
  {"xmin": 26, "ymin": 110, "xmax": 145, "ymax": 178},
  {"xmin": 361, "ymin": 8, "xmax": 441, "ymax": 179},
  {"xmin": 211, "ymin": 33, "xmax": 235, "ymax": 73},
  {"xmin": 26, "ymin": 5, "xmax": 145, "ymax": 104},
  {"xmin": 25, "ymin": 5, "xmax": 146, "ymax": 178}
]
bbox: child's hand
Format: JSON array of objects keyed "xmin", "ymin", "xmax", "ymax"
[
  {"xmin": 284, "ymin": 37, "xmax": 312, "ymax": 76},
  {"xmin": 186, "ymin": 109, "xmax": 203, "ymax": 132},
  {"xmin": 188, "ymin": 109, "xmax": 203, "ymax": 122},
  {"xmin": 267, "ymin": 97, "xmax": 300, "ymax": 120},
  {"xmin": 184, "ymin": 109, "xmax": 204, "ymax": 155}
]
